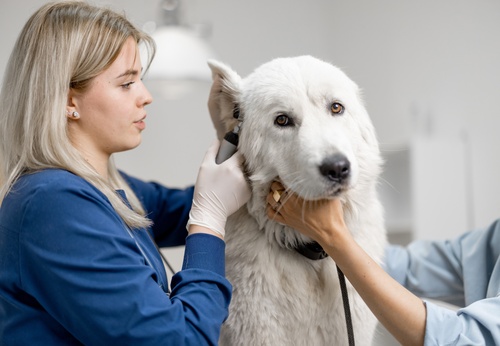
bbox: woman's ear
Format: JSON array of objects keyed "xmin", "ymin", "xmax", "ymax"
[{"xmin": 66, "ymin": 89, "xmax": 80, "ymax": 119}]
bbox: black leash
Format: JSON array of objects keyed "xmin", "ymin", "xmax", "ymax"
[
  {"xmin": 337, "ymin": 265, "xmax": 355, "ymax": 346},
  {"xmin": 295, "ymin": 242, "xmax": 355, "ymax": 346}
]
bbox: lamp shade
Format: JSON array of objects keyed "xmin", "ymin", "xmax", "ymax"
[{"xmin": 147, "ymin": 26, "xmax": 216, "ymax": 81}]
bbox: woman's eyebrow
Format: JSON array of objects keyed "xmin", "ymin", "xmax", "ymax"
[{"xmin": 115, "ymin": 68, "xmax": 143, "ymax": 79}]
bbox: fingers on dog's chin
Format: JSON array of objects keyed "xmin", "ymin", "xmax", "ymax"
[
  {"xmin": 272, "ymin": 212, "xmax": 283, "ymax": 223},
  {"xmin": 266, "ymin": 206, "xmax": 274, "ymax": 218},
  {"xmin": 267, "ymin": 208, "xmax": 280, "ymax": 221},
  {"xmin": 271, "ymin": 181, "xmax": 283, "ymax": 190}
]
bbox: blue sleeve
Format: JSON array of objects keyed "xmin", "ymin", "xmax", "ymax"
[
  {"xmin": 120, "ymin": 171, "xmax": 194, "ymax": 247},
  {"xmin": 384, "ymin": 241, "xmax": 464, "ymax": 306},
  {"xmin": 169, "ymin": 234, "xmax": 232, "ymax": 343},
  {"xmin": 19, "ymin": 176, "xmax": 230, "ymax": 345},
  {"xmin": 384, "ymin": 220, "xmax": 500, "ymax": 345},
  {"xmin": 424, "ymin": 297, "xmax": 500, "ymax": 345}
]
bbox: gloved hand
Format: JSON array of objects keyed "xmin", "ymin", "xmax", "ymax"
[
  {"xmin": 187, "ymin": 140, "xmax": 251, "ymax": 237},
  {"xmin": 207, "ymin": 74, "xmax": 227, "ymax": 140}
]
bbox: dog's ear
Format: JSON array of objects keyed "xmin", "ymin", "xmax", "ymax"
[{"xmin": 207, "ymin": 60, "xmax": 242, "ymax": 135}]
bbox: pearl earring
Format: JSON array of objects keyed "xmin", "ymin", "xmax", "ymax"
[{"xmin": 67, "ymin": 110, "xmax": 80, "ymax": 119}]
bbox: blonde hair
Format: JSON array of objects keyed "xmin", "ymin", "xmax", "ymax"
[{"xmin": 0, "ymin": 1, "xmax": 156, "ymax": 228}]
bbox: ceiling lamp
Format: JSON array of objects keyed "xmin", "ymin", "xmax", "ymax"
[{"xmin": 143, "ymin": 0, "xmax": 216, "ymax": 99}]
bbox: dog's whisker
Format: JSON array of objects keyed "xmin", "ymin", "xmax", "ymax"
[{"xmin": 378, "ymin": 176, "xmax": 398, "ymax": 192}]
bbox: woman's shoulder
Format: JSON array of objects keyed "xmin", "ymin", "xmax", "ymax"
[
  {"xmin": 2, "ymin": 169, "xmax": 116, "ymax": 231},
  {"xmin": 18, "ymin": 168, "xmax": 94, "ymax": 190},
  {"xmin": 21, "ymin": 168, "xmax": 82, "ymax": 183},
  {"xmin": 8, "ymin": 169, "xmax": 106, "ymax": 207}
]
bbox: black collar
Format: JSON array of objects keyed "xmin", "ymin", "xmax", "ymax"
[{"xmin": 294, "ymin": 241, "xmax": 329, "ymax": 260}]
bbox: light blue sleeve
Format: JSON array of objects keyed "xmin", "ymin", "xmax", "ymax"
[
  {"xmin": 424, "ymin": 297, "xmax": 500, "ymax": 345},
  {"xmin": 384, "ymin": 240, "xmax": 464, "ymax": 306},
  {"xmin": 384, "ymin": 220, "xmax": 500, "ymax": 345}
]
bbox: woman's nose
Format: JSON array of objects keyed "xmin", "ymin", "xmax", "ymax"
[{"xmin": 140, "ymin": 81, "xmax": 153, "ymax": 106}]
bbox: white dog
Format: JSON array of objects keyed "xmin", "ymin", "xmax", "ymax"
[{"xmin": 209, "ymin": 56, "xmax": 387, "ymax": 346}]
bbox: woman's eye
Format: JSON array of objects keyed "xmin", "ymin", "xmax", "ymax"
[
  {"xmin": 122, "ymin": 81, "xmax": 135, "ymax": 89},
  {"xmin": 331, "ymin": 102, "xmax": 344, "ymax": 115},
  {"xmin": 275, "ymin": 114, "xmax": 293, "ymax": 127}
]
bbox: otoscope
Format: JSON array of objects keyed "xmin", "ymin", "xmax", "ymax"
[{"xmin": 215, "ymin": 106, "xmax": 242, "ymax": 164}]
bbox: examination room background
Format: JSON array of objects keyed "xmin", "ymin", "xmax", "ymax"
[{"xmin": 2, "ymin": 1, "xmax": 500, "ymax": 345}]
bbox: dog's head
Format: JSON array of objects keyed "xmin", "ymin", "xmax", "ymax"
[{"xmin": 208, "ymin": 56, "xmax": 381, "ymax": 204}]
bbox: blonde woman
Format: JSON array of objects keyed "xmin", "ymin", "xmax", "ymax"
[{"xmin": 0, "ymin": 1, "xmax": 250, "ymax": 344}]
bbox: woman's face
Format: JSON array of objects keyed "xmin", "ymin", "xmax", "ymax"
[{"xmin": 68, "ymin": 37, "xmax": 153, "ymax": 164}]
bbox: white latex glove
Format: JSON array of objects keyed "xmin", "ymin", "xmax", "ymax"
[
  {"xmin": 187, "ymin": 140, "xmax": 251, "ymax": 237},
  {"xmin": 208, "ymin": 75, "xmax": 226, "ymax": 140}
]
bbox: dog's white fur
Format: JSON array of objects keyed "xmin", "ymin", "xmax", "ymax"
[{"xmin": 209, "ymin": 56, "xmax": 387, "ymax": 346}]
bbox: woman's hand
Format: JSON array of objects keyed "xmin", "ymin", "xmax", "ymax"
[
  {"xmin": 187, "ymin": 140, "xmax": 251, "ymax": 238},
  {"xmin": 266, "ymin": 181, "xmax": 426, "ymax": 346},
  {"xmin": 265, "ymin": 181, "xmax": 348, "ymax": 249}
]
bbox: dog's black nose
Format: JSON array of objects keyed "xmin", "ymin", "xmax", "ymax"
[{"xmin": 319, "ymin": 154, "xmax": 350, "ymax": 183}]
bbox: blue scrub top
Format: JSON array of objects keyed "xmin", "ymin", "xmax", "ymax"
[{"xmin": 0, "ymin": 169, "xmax": 231, "ymax": 345}]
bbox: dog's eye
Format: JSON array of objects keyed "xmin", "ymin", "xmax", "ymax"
[
  {"xmin": 331, "ymin": 102, "xmax": 344, "ymax": 115},
  {"xmin": 275, "ymin": 113, "xmax": 294, "ymax": 127}
]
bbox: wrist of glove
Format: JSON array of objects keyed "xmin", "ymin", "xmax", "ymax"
[{"xmin": 187, "ymin": 140, "xmax": 251, "ymax": 237}]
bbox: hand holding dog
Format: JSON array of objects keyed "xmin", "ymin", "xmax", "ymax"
[
  {"xmin": 188, "ymin": 140, "xmax": 251, "ymax": 238},
  {"xmin": 266, "ymin": 181, "xmax": 349, "ymax": 249},
  {"xmin": 266, "ymin": 181, "xmax": 426, "ymax": 346}
]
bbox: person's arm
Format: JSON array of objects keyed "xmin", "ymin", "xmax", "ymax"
[
  {"xmin": 266, "ymin": 182, "xmax": 426, "ymax": 346},
  {"xmin": 188, "ymin": 224, "xmax": 223, "ymax": 239},
  {"xmin": 325, "ymin": 229, "xmax": 427, "ymax": 346},
  {"xmin": 385, "ymin": 241, "xmax": 466, "ymax": 306},
  {"xmin": 268, "ymin": 182, "xmax": 500, "ymax": 345},
  {"xmin": 386, "ymin": 221, "xmax": 500, "ymax": 345},
  {"xmin": 19, "ymin": 173, "xmax": 231, "ymax": 345}
]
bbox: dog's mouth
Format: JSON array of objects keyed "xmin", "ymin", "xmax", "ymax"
[
  {"xmin": 305, "ymin": 185, "xmax": 349, "ymax": 201},
  {"xmin": 325, "ymin": 187, "xmax": 345, "ymax": 199},
  {"xmin": 273, "ymin": 178, "xmax": 349, "ymax": 202}
]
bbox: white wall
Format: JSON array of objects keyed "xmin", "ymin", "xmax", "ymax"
[
  {"xmin": 2, "ymin": 1, "xmax": 499, "ymax": 239},
  {"xmin": 4, "ymin": 1, "xmax": 499, "ymax": 344},
  {"xmin": 2, "ymin": 0, "xmax": 500, "ymax": 260}
]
